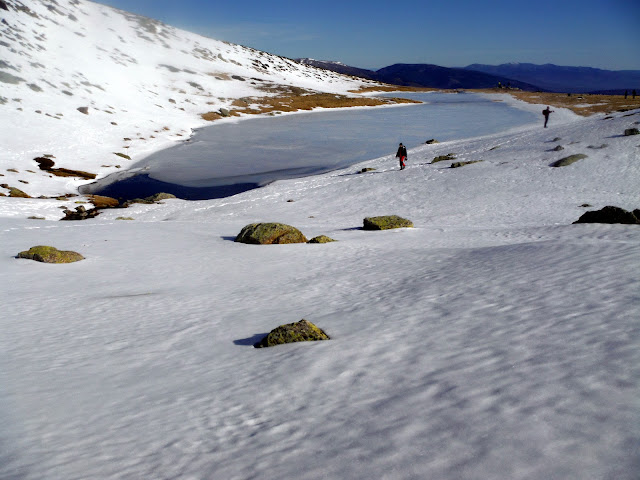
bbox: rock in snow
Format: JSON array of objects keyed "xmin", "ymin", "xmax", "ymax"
[
  {"xmin": 363, "ymin": 215, "xmax": 414, "ymax": 230},
  {"xmin": 17, "ymin": 245, "xmax": 84, "ymax": 263},
  {"xmin": 235, "ymin": 222, "xmax": 308, "ymax": 244},
  {"xmin": 254, "ymin": 319, "xmax": 330, "ymax": 348}
]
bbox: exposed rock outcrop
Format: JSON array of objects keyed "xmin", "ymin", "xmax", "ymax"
[
  {"xmin": 550, "ymin": 154, "xmax": 588, "ymax": 167},
  {"xmin": 7, "ymin": 186, "xmax": 30, "ymax": 198},
  {"xmin": 60, "ymin": 205, "xmax": 100, "ymax": 220},
  {"xmin": 431, "ymin": 153, "xmax": 456, "ymax": 163},
  {"xmin": 254, "ymin": 319, "xmax": 330, "ymax": 348},
  {"xmin": 235, "ymin": 222, "xmax": 307, "ymax": 244},
  {"xmin": 122, "ymin": 192, "xmax": 177, "ymax": 206},
  {"xmin": 451, "ymin": 160, "xmax": 483, "ymax": 168},
  {"xmin": 363, "ymin": 215, "xmax": 413, "ymax": 230},
  {"xmin": 33, "ymin": 156, "xmax": 96, "ymax": 179},
  {"xmin": 17, "ymin": 245, "xmax": 84, "ymax": 263},
  {"xmin": 307, "ymin": 235, "xmax": 336, "ymax": 243},
  {"xmin": 573, "ymin": 206, "xmax": 639, "ymax": 225}
]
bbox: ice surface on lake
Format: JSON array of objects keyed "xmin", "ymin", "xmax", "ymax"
[{"xmin": 132, "ymin": 92, "xmax": 540, "ymax": 187}]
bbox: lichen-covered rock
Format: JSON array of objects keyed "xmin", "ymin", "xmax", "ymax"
[
  {"xmin": 17, "ymin": 246, "xmax": 84, "ymax": 263},
  {"xmin": 573, "ymin": 206, "xmax": 640, "ymax": 225},
  {"xmin": 358, "ymin": 167, "xmax": 376, "ymax": 173},
  {"xmin": 431, "ymin": 153, "xmax": 456, "ymax": 163},
  {"xmin": 122, "ymin": 198, "xmax": 154, "ymax": 207},
  {"xmin": 8, "ymin": 187, "xmax": 30, "ymax": 198},
  {"xmin": 146, "ymin": 192, "xmax": 176, "ymax": 202},
  {"xmin": 550, "ymin": 154, "xmax": 588, "ymax": 167},
  {"xmin": 235, "ymin": 222, "xmax": 307, "ymax": 244},
  {"xmin": 307, "ymin": 235, "xmax": 336, "ymax": 243},
  {"xmin": 254, "ymin": 319, "xmax": 330, "ymax": 348},
  {"xmin": 363, "ymin": 215, "xmax": 413, "ymax": 230},
  {"xmin": 624, "ymin": 128, "xmax": 639, "ymax": 136},
  {"xmin": 425, "ymin": 139, "xmax": 439, "ymax": 144},
  {"xmin": 123, "ymin": 192, "xmax": 178, "ymax": 207}
]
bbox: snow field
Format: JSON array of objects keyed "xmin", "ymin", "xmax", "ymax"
[{"xmin": 1, "ymin": 106, "xmax": 639, "ymax": 479}]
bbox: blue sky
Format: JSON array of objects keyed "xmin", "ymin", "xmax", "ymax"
[{"xmin": 97, "ymin": 0, "xmax": 640, "ymax": 70}]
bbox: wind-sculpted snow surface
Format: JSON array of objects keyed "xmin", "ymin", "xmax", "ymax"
[{"xmin": 1, "ymin": 102, "xmax": 639, "ymax": 478}]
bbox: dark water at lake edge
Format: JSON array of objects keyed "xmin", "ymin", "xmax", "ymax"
[
  {"xmin": 89, "ymin": 175, "xmax": 260, "ymax": 201},
  {"xmin": 82, "ymin": 92, "xmax": 539, "ymax": 200}
]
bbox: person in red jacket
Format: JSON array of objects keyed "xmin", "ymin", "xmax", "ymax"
[{"xmin": 396, "ymin": 143, "xmax": 408, "ymax": 170}]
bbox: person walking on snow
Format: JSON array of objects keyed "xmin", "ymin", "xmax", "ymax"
[
  {"xmin": 396, "ymin": 142, "xmax": 408, "ymax": 170},
  {"xmin": 542, "ymin": 106, "xmax": 554, "ymax": 128}
]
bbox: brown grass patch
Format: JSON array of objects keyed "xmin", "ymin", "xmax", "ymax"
[
  {"xmin": 207, "ymin": 72, "xmax": 231, "ymax": 81},
  {"xmin": 48, "ymin": 168, "xmax": 96, "ymax": 179},
  {"xmin": 473, "ymin": 89, "xmax": 640, "ymax": 116},
  {"xmin": 200, "ymin": 85, "xmax": 420, "ymax": 121}
]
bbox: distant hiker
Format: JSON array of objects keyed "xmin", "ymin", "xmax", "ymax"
[
  {"xmin": 633, "ymin": 90, "xmax": 637, "ymax": 99},
  {"xmin": 542, "ymin": 106, "xmax": 554, "ymax": 128},
  {"xmin": 396, "ymin": 143, "xmax": 408, "ymax": 170},
  {"xmin": 625, "ymin": 90, "xmax": 628, "ymax": 99}
]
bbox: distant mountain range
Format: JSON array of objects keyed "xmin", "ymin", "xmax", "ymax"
[
  {"xmin": 297, "ymin": 59, "xmax": 540, "ymax": 91},
  {"xmin": 296, "ymin": 59, "xmax": 640, "ymax": 94},
  {"xmin": 464, "ymin": 63, "xmax": 640, "ymax": 94}
]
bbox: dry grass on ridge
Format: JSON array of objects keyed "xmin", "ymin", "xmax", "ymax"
[
  {"xmin": 200, "ymin": 84, "xmax": 420, "ymax": 121},
  {"xmin": 472, "ymin": 88, "xmax": 640, "ymax": 116},
  {"xmin": 199, "ymin": 81, "xmax": 639, "ymax": 122}
]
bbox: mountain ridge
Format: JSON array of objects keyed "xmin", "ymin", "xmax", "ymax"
[
  {"xmin": 296, "ymin": 59, "xmax": 640, "ymax": 94},
  {"xmin": 464, "ymin": 62, "xmax": 640, "ymax": 93}
]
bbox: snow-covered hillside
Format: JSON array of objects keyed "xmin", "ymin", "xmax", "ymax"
[{"xmin": 0, "ymin": 0, "xmax": 379, "ymax": 197}]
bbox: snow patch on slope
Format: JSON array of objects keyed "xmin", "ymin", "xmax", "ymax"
[{"xmin": 0, "ymin": 0, "xmax": 378, "ymax": 196}]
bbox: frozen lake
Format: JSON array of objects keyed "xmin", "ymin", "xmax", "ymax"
[{"xmin": 88, "ymin": 92, "xmax": 539, "ymax": 199}]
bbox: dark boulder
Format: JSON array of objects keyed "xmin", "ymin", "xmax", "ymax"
[
  {"xmin": 60, "ymin": 205, "xmax": 100, "ymax": 220},
  {"xmin": 573, "ymin": 206, "xmax": 639, "ymax": 225},
  {"xmin": 34, "ymin": 156, "xmax": 55, "ymax": 170}
]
